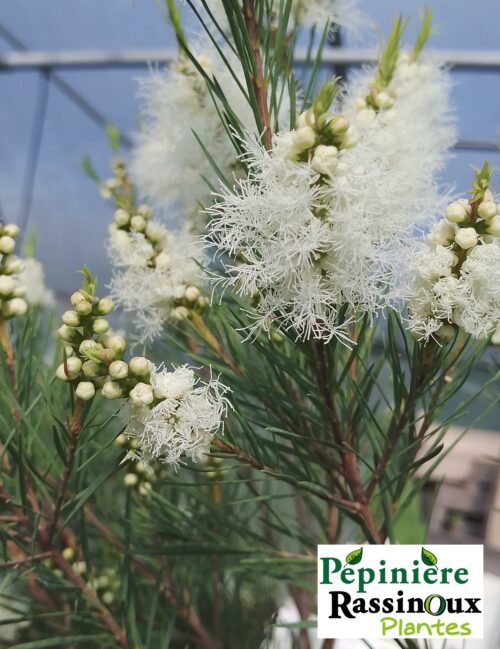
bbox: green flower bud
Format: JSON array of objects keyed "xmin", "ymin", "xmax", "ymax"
[
  {"xmin": 173, "ymin": 306, "xmax": 189, "ymax": 322},
  {"xmin": 61, "ymin": 547, "xmax": 74, "ymax": 562}
]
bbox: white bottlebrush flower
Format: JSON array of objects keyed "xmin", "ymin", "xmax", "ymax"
[
  {"xmin": 342, "ymin": 51, "xmax": 456, "ymax": 223},
  {"xmin": 125, "ymin": 365, "xmax": 230, "ymax": 466},
  {"xmin": 130, "ymin": 38, "xmax": 256, "ymax": 222},
  {"xmin": 292, "ymin": 0, "xmax": 366, "ymax": 33},
  {"xmin": 406, "ymin": 239, "xmax": 500, "ymax": 341},
  {"xmin": 206, "ymin": 117, "xmax": 446, "ymax": 342},
  {"xmin": 108, "ymin": 223, "xmax": 207, "ymax": 342},
  {"xmin": 18, "ymin": 257, "xmax": 55, "ymax": 308}
]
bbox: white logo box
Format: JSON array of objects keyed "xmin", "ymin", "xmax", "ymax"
[{"xmin": 317, "ymin": 544, "xmax": 483, "ymax": 640}]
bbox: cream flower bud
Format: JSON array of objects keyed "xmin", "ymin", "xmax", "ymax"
[
  {"xmin": 486, "ymin": 215, "xmax": 500, "ymax": 237},
  {"xmin": 129, "ymin": 356, "xmax": 150, "ymax": 377},
  {"xmin": 340, "ymin": 131, "xmax": 357, "ymax": 149},
  {"xmin": 13, "ymin": 285, "xmax": 26, "ymax": 298},
  {"xmin": 70, "ymin": 291, "xmax": 85, "ymax": 306},
  {"xmin": 130, "ymin": 215, "xmax": 146, "ymax": 232},
  {"xmin": 106, "ymin": 335, "xmax": 126, "ymax": 355},
  {"xmin": 75, "ymin": 300, "xmax": 92, "ymax": 316},
  {"xmin": 102, "ymin": 381, "xmax": 123, "ymax": 400},
  {"xmin": 2, "ymin": 297, "xmax": 27, "ymax": 318},
  {"xmin": 124, "ymin": 473, "xmax": 139, "ymax": 487},
  {"xmin": 2, "ymin": 255, "xmax": 23, "ymax": 274},
  {"xmin": 0, "ymin": 275, "xmax": 15, "ymax": 296},
  {"xmin": 3, "ymin": 224, "xmax": 20, "ymax": 238},
  {"xmin": 173, "ymin": 305, "xmax": 189, "ymax": 321},
  {"xmin": 155, "ymin": 252, "xmax": 171, "ymax": 269},
  {"xmin": 64, "ymin": 345, "xmax": 74, "ymax": 357},
  {"xmin": 75, "ymin": 381, "xmax": 96, "ymax": 401},
  {"xmin": 310, "ymin": 144, "xmax": 339, "ymax": 175},
  {"xmin": 62, "ymin": 310, "xmax": 80, "ymax": 327},
  {"xmin": 82, "ymin": 360, "xmax": 104, "ymax": 378},
  {"xmin": 327, "ymin": 115, "xmax": 349, "ymax": 135},
  {"xmin": 56, "ymin": 357, "xmax": 82, "ymax": 381},
  {"xmin": 354, "ymin": 97, "xmax": 367, "ymax": 111},
  {"xmin": 445, "ymin": 201, "xmax": 468, "ymax": 224},
  {"xmin": 115, "ymin": 433, "xmax": 128, "ymax": 446},
  {"xmin": 374, "ymin": 91, "xmax": 393, "ymax": 109},
  {"xmin": 293, "ymin": 126, "xmax": 317, "ymax": 151},
  {"xmin": 483, "ymin": 189, "xmax": 494, "ymax": 202},
  {"xmin": 109, "ymin": 360, "xmax": 128, "ymax": 380},
  {"xmin": 491, "ymin": 322, "xmax": 500, "ymax": 345},
  {"xmin": 102, "ymin": 591, "xmax": 115, "ymax": 605},
  {"xmin": 454, "ymin": 227, "xmax": 478, "ymax": 250},
  {"xmin": 73, "ymin": 561, "xmax": 87, "ymax": 575},
  {"xmin": 138, "ymin": 204, "xmax": 152, "ymax": 219},
  {"xmin": 145, "ymin": 222, "xmax": 164, "ymax": 242},
  {"xmin": 184, "ymin": 285, "xmax": 200, "ymax": 303},
  {"xmin": 57, "ymin": 324, "xmax": 80, "ymax": 342},
  {"xmin": 436, "ymin": 324, "xmax": 456, "ymax": 342},
  {"xmin": 92, "ymin": 318, "xmax": 109, "ymax": 334},
  {"xmin": 478, "ymin": 200, "xmax": 497, "ymax": 221},
  {"xmin": 61, "ymin": 547, "xmax": 74, "ymax": 562},
  {"xmin": 0, "ymin": 236, "xmax": 15, "ymax": 255},
  {"xmin": 97, "ymin": 298, "xmax": 114, "ymax": 315},
  {"xmin": 129, "ymin": 382, "xmax": 154, "ymax": 406},
  {"xmin": 296, "ymin": 111, "xmax": 314, "ymax": 128},
  {"xmin": 114, "ymin": 208, "xmax": 129, "ymax": 227},
  {"xmin": 429, "ymin": 221, "xmax": 455, "ymax": 246}
]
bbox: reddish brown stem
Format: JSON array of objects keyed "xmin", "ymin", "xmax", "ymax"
[{"xmin": 242, "ymin": 0, "xmax": 273, "ymax": 150}]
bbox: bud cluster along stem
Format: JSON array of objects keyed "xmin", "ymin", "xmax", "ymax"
[
  {"xmin": 104, "ymin": 159, "xmax": 207, "ymax": 323},
  {"xmin": 416, "ymin": 163, "xmax": 500, "ymax": 342},
  {"xmin": 353, "ymin": 15, "xmax": 431, "ymax": 124},
  {"xmin": 285, "ymin": 80, "xmax": 356, "ymax": 171},
  {"xmin": 115, "ymin": 433, "xmax": 162, "ymax": 495},
  {"xmin": 56, "ymin": 276, "xmax": 152, "ymax": 404},
  {"xmin": 0, "ymin": 223, "xmax": 28, "ymax": 321}
]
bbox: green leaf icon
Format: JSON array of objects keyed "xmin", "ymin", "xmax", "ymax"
[
  {"xmin": 346, "ymin": 548, "xmax": 363, "ymax": 566},
  {"xmin": 421, "ymin": 547, "xmax": 438, "ymax": 567}
]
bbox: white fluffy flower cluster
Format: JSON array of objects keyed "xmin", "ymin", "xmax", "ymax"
[
  {"xmin": 191, "ymin": 0, "xmax": 365, "ymax": 34},
  {"xmin": 342, "ymin": 50, "xmax": 455, "ymax": 223},
  {"xmin": 206, "ymin": 70, "xmax": 452, "ymax": 342},
  {"xmin": 19, "ymin": 257, "xmax": 55, "ymax": 308},
  {"xmin": 292, "ymin": 0, "xmax": 365, "ymax": 32},
  {"xmin": 0, "ymin": 223, "xmax": 29, "ymax": 320},
  {"xmin": 130, "ymin": 41, "xmax": 254, "ymax": 222},
  {"xmin": 407, "ymin": 184, "xmax": 500, "ymax": 341},
  {"xmin": 125, "ymin": 365, "xmax": 230, "ymax": 466},
  {"xmin": 107, "ymin": 206, "xmax": 208, "ymax": 342}
]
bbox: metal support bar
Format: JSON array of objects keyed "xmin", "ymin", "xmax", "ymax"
[{"xmin": 3, "ymin": 47, "xmax": 500, "ymax": 71}]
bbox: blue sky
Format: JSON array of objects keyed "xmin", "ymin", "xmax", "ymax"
[{"xmin": 1, "ymin": 0, "xmax": 499, "ymax": 294}]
